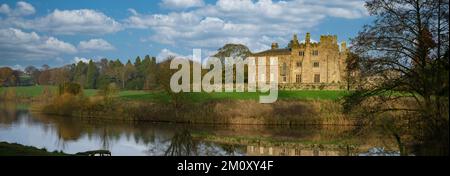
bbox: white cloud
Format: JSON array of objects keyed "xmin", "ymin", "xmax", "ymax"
[
  {"xmin": 160, "ymin": 0, "xmax": 204, "ymax": 9},
  {"xmin": 0, "ymin": 4, "xmax": 11, "ymax": 15},
  {"xmin": 78, "ymin": 39, "xmax": 115, "ymax": 51},
  {"xmin": 73, "ymin": 56, "xmax": 90, "ymax": 63},
  {"xmin": 126, "ymin": 0, "xmax": 368, "ymax": 52},
  {"xmin": 0, "ymin": 28, "xmax": 77, "ymax": 61},
  {"xmin": 15, "ymin": 9, "xmax": 122, "ymax": 35},
  {"xmin": 157, "ymin": 48, "xmax": 192, "ymax": 62},
  {"xmin": 0, "ymin": 1, "xmax": 35, "ymax": 16},
  {"xmin": 128, "ymin": 8, "xmax": 138, "ymax": 16}
]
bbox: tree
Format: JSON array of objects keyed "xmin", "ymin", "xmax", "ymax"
[
  {"xmin": 0, "ymin": 67, "xmax": 16, "ymax": 86},
  {"xmin": 156, "ymin": 56, "xmax": 187, "ymax": 117},
  {"xmin": 344, "ymin": 52, "xmax": 361, "ymax": 90},
  {"xmin": 86, "ymin": 60, "xmax": 99, "ymax": 89},
  {"xmin": 51, "ymin": 67, "xmax": 71, "ymax": 85},
  {"xmin": 122, "ymin": 59, "xmax": 136, "ymax": 89},
  {"xmin": 24, "ymin": 66, "xmax": 40, "ymax": 85},
  {"xmin": 41, "ymin": 64, "xmax": 50, "ymax": 71},
  {"xmin": 25, "ymin": 66, "xmax": 37, "ymax": 75},
  {"xmin": 111, "ymin": 59, "xmax": 124, "ymax": 88},
  {"xmin": 142, "ymin": 55, "xmax": 158, "ymax": 90},
  {"xmin": 25, "ymin": 66, "xmax": 39, "ymax": 85},
  {"xmin": 73, "ymin": 61, "xmax": 88, "ymax": 87},
  {"xmin": 345, "ymin": 0, "xmax": 449, "ymax": 155},
  {"xmin": 38, "ymin": 70, "xmax": 51, "ymax": 85},
  {"xmin": 135, "ymin": 56, "xmax": 142, "ymax": 67}
]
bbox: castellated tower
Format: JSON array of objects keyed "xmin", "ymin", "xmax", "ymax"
[{"xmin": 251, "ymin": 32, "xmax": 348, "ymax": 90}]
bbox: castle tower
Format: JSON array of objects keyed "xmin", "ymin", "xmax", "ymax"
[{"xmin": 291, "ymin": 34, "xmax": 300, "ymax": 48}]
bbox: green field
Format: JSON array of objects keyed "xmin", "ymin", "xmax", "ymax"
[{"xmin": 1, "ymin": 85, "xmax": 349, "ymax": 102}]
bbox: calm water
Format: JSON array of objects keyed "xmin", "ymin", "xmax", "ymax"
[{"xmin": 0, "ymin": 103, "xmax": 399, "ymax": 156}]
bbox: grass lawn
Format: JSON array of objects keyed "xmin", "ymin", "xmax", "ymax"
[
  {"xmin": 0, "ymin": 85, "xmax": 57, "ymax": 97},
  {"xmin": 1, "ymin": 85, "xmax": 349, "ymax": 102}
]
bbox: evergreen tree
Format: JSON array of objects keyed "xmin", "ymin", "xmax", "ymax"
[
  {"xmin": 135, "ymin": 56, "xmax": 142, "ymax": 67},
  {"xmin": 86, "ymin": 59, "xmax": 99, "ymax": 89}
]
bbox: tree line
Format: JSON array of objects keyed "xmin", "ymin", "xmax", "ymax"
[{"xmin": 0, "ymin": 55, "xmax": 159, "ymax": 90}]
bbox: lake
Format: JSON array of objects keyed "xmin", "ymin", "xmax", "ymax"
[{"xmin": 0, "ymin": 103, "xmax": 399, "ymax": 156}]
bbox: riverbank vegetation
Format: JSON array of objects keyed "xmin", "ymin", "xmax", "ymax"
[{"xmin": 0, "ymin": 141, "xmax": 68, "ymax": 156}]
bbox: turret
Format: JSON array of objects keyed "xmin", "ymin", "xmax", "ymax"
[
  {"xmin": 290, "ymin": 34, "xmax": 300, "ymax": 48},
  {"xmin": 305, "ymin": 32, "xmax": 311, "ymax": 44}
]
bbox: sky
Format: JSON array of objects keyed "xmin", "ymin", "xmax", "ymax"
[{"xmin": 0, "ymin": 0, "xmax": 373, "ymax": 70}]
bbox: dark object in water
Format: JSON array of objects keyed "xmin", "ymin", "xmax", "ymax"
[{"xmin": 75, "ymin": 150, "xmax": 111, "ymax": 156}]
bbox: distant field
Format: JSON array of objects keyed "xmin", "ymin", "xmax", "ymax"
[{"xmin": 1, "ymin": 86, "xmax": 349, "ymax": 101}]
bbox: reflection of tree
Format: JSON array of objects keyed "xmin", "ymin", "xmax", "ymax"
[
  {"xmin": 164, "ymin": 130, "xmax": 197, "ymax": 156},
  {"xmin": 218, "ymin": 143, "xmax": 239, "ymax": 156},
  {"xmin": 100, "ymin": 128, "xmax": 111, "ymax": 150}
]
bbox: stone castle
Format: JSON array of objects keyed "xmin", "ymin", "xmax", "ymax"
[{"xmin": 251, "ymin": 33, "xmax": 348, "ymax": 89}]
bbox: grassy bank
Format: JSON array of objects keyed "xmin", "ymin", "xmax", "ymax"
[
  {"xmin": 2, "ymin": 86, "xmax": 352, "ymax": 125},
  {"xmin": 40, "ymin": 97, "xmax": 354, "ymax": 125},
  {"xmin": 1, "ymin": 85, "xmax": 348, "ymax": 102},
  {"xmin": 0, "ymin": 141, "xmax": 68, "ymax": 156}
]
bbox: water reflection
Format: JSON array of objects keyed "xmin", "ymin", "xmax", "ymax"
[{"xmin": 0, "ymin": 103, "xmax": 398, "ymax": 156}]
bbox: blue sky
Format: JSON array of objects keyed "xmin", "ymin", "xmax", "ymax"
[{"xmin": 0, "ymin": 0, "xmax": 373, "ymax": 69}]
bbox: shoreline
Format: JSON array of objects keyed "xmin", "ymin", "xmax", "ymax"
[{"xmin": 36, "ymin": 99, "xmax": 356, "ymax": 125}]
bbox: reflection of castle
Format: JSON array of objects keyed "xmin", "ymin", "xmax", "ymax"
[
  {"xmin": 246, "ymin": 145, "xmax": 342, "ymax": 156},
  {"xmin": 251, "ymin": 33, "xmax": 348, "ymax": 89}
]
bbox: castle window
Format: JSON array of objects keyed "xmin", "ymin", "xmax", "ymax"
[
  {"xmin": 296, "ymin": 74, "xmax": 301, "ymax": 83},
  {"xmin": 283, "ymin": 76, "xmax": 287, "ymax": 82},
  {"xmin": 282, "ymin": 63, "xmax": 287, "ymax": 76},
  {"xmin": 314, "ymin": 74, "xmax": 320, "ymax": 83},
  {"xmin": 299, "ymin": 51, "xmax": 305, "ymax": 56},
  {"xmin": 270, "ymin": 58, "xmax": 276, "ymax": 65},
  {"xmin": 313, "ymin": 62, "xmax": 320, "ymax": 68},
  {"xmin": 296, "ymin": 62, "xmax": 302, "ymax": 67},
  {"xmin": 312, "ymin": 50, "xmax": 319, "ymax": 56}
]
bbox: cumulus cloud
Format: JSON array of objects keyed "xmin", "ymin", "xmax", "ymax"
[
  {"xmin": 157, "ymin": 48, "xmax": 192, "ymax": 62},
  {"xmin": 78, "ymin": 39, "xmax": 115, "ymax": 51},
  {"xmin": 0, "ymin": 1, "xmax": 35, "ymax": 16},
  {"xmin": 73, "ymin": 56, "xmax": 90, "ymax": 63},
  {"xmin": 126, "ymin": 0, "xmax": 368, "ymax": 52},
  {"xmin": 0, "ymin": 28, "xmax": 77, "ymax": 61},
  {"xmin": 5, "ymin": 9, "xmax": 122, "ymax": 35},
  {"xmin": 160, "ymin": 0, "xmax": 204, "ymax": 9}
]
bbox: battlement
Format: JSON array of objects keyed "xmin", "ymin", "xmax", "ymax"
[{"xmin": 319, "ymin": 35, "xmax": 338, "ymax": 45}]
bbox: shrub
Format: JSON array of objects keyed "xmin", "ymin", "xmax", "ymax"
[{"xmin": 58, "ymin": 82, "xmax": 82, "ymax": 95}]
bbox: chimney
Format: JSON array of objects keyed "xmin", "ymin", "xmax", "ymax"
[{"xmin": 271, "ymin": 42, "xmax": 279, "ymax": 49}]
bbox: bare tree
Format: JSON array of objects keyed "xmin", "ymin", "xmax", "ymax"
[{"xmin": 345, "ymin": 0, "xmax": 449, "ymax": 155}]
